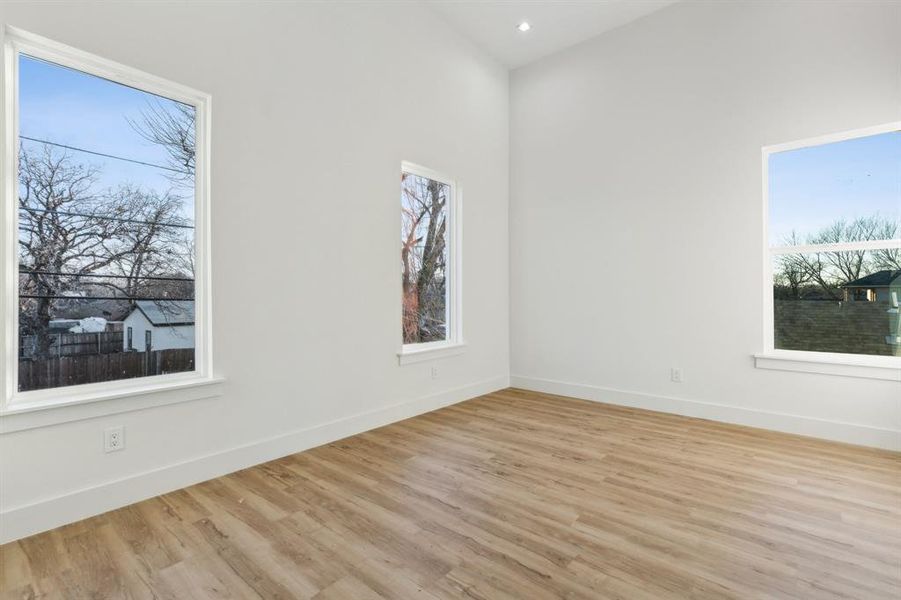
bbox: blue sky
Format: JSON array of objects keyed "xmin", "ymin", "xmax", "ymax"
[
  {"xmin": 18, "ymin": 54, "xmax": 194, "ymax": 220},
  {"xmin": 769, "ymin": 130, "xmax": 900, "ymax": 245}
]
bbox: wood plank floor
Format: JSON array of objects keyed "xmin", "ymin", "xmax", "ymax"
[{"xmin": 2, "ymin": 388, "xmax": 900, "ymax": 599}]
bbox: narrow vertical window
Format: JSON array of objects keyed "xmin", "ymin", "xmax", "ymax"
[{"xmin": 399, "ymin": 162, "xmax": 462, "ymax": 363}]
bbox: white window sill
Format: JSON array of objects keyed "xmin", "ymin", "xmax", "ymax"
[
  {"xmin": 398, "ymin": 342, "xmax": 466, "ymax": 365},
  {"xmin": 754, "ymin": 351, "xmax": 901, "ymax": 382},
  {"xmin": 1, "ymin": 374, "xmax": 225, "ymax": 433}
]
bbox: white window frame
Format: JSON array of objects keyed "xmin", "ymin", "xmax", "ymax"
[
  {"xmin": 397, "ymin": 161, "xmax": 464, "ymax": 365},
  {"xmin": 755, "ymin": 121, "xmax": 901, "ymax": 382},
  {"xmin": 0, "ymin": 27, "xmax": 219, "ymax": 424}
]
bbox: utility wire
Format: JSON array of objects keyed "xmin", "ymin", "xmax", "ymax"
[
  {"xmin": 20, "ymin": 295, "xmax": 195, "ymax": 301},
  {"xmin": 20, "ymin": 135, "xmax": 191, "ymax": 175},
  {"xmin": 18, "ymin": 206, "xmax": 194, "ymax": 229},
  {"xmin": 19, "ymin": 270, "xmax": 194, "ymax": 282}
]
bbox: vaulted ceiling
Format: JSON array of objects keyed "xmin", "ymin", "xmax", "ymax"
[{"xmin": 424, "ymin": 0, "xmax": 679, "ymax": 68}]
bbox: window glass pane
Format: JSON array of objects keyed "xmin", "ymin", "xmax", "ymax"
[
  {"xmin": 17, "ymin": 54, "xmax": 196, "ymax": 391},
  {"xmin": 401, "ymin": 171, "xmax": 449, "ymax": 344},
  {"xmin": 768, "ymin": 130, "xmax": 900, "ymax": 247},
  {"xmin": 773, "ymin": 255, "xmax": 901, "ymax": 356}
]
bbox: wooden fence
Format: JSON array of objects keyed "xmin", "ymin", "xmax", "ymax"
[
  {"xmin": 18, "ymin": 348, "xmax": 195, "ymax": 392},
  {"xmin": 19, "ymin": 332, "xmax": 124, "ymax": 358}
]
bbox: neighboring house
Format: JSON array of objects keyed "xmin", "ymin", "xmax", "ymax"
[
  {"xmin": 842, "ymin": 270, "xmax": 901, "ymax": 305},
  {"xmin": 123, "ymin": 300, "xmax": 195, "ymax": 352}
]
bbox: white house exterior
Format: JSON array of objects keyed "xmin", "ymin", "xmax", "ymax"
[{"xmin": 123, "ymin": 301, "xmax": 195, "ymax": 352}]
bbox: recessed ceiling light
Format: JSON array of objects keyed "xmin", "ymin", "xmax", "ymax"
[{"xmin": 517, "ymin": 22, "xmax": 531, "ymax": 33}]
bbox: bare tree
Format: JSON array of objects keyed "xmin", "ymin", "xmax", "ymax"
[
  {"xmin": 775, "ymin": 257, "xmax": 812, "ymax": 299},
  {"xmin": 103, "ymin": 185, "xmax": 191, "ymax": 299},
  {"xmin": 128, "ymin": 100, "xmax": 195, "ymax": 187},
  {"xmin": 401, "ymin": 173, "xmax": 447, "ymax": 344},
  {"xmin": 18, "ymin": 148, "xmax": 130, "ymax": 355},
  {"xmin": 873, "ymin": 248, "xmax": 901, "ymax": 271},
  {"xmin": 126, "ymin": 100, "xmax": 197, "ymax": 301},
  {"xmin": 872, "ymin": 219, "xmax": 900, "ymax": 270},
  {"xmin": 171, "ymin": 232, "xmax": 195, "ymax": 278},
  {"xmin": 18, "ymin": 147, "xmax": 197, "ymax": 357},
  {"xmin": 776, "ymin": 215, "xmax": 901, "ymax": 300},
  {"xmin": 806, "ymin": 217, "xmax": 884, "ymax": 285},
  {"xmin": 774, "ymin": 231, "xmax": 812, "ymax": 299}
]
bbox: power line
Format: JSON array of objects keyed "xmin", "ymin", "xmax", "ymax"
[
  {"xmin": 19, "ymin": 270, "xmax": 194, "ymax": 282},
  {"xmin": 19, "ymin": 206, "xmax": 194, "ymax": 230},
  {"xmin": 20, "ymin": 135, "xmax": 190, "ymax": 176},
  {"xmin": 20, "ymin": 295, "xmax": 195, "ymax": 301}
]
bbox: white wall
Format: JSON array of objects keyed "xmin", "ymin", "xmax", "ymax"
[
  {"xmin": 3, "ymin": 0, "xmax": 899, "ymax": 545},
  {"xmin": 510, "ymin": 1, "xmax": 900, "ymax": 449},
  {"xmin": 0, "ymin": 1, "xmax": 509, "ymax": 542}
]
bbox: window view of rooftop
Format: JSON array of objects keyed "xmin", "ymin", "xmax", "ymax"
[
  {"xmin": 769, "ymin": 130, "xmax": 900, "ymax": 357},
  {"xmin": 17, "ymin": 55, "xmax": 197, "ymax": 391}
]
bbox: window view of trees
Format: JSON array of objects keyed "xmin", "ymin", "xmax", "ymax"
[
  {"xmin": 16, "ymin": 55, "xmax": 197, "ymax": 391},
  {"xmin": 769, "ymin": 130, "xmax": 900, "ymax": 358},
  {"xmin": 773, "ymin": 216, "xmax": 899, "ymax": 301},
  {"xmin": 401, "ymin": 171, "xmax": 449, "ymax": 345}
]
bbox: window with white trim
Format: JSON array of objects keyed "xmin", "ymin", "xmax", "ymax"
[
  {"xmin": 3, "ymin": 28, "xmax": 212, "ymax": 404},
  {"xmin": 761, "ymin": 124, "xmax": 900, "ymax": 377},
  {"xmin": 399, "ymin": 162, "xmax": 461, "ymax": 362}
]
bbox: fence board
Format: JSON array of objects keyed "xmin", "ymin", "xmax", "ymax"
[
  {"xmin": 18, "ymin": 349, "xmax": 195, "ymax": 392},
  {"xmin": 19, "ymin": 332, "xmax": 124, "ymax": 358}
]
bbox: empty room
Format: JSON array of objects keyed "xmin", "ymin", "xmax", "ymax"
[{"xmin": 0, "ymin": 0, "xmax": 899, "ymax": 598}]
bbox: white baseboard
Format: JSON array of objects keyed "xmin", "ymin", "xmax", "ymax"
[
  {"xmin": 0, "ymin": 375, "xmax": 509, "ymax": 544},
  {"xmin": 510, "ymin": 375, "xmax": 900, "ymax": 452}
]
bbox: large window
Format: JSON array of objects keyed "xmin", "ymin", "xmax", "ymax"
[
  {"xmin": 2, "ymin": 28, "xmax": 212, "ymax": 404},
  {"xmin": 760, "ymin": 123, "xmax": 900, "ymax": 379},
  {"xmin": 399, "ymin": 162, "xmax": 462, "ymax": 363}
]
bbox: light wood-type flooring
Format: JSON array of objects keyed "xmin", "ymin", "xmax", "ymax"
[{"xmin": 2, "ymin": 388, "xmax": 899, "ymax": 599}]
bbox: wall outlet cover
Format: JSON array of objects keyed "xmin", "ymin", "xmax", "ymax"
[{"xmin": 104, "ymin": 426, "xmax": 125, "ymax": 453}]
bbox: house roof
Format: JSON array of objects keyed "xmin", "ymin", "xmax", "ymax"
[
  {"xmin": 52, "ymin": 298, "xmax": 131, "ymax": 321},
  {"xmin": 842, "ymin": 270, "xmax": 901, "ymax": 288},
  {"xmin": 132, "ymin": 300, "xmax": 195, "ymax": 326}
]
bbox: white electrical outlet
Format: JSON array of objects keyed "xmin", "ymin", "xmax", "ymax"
[
  {"xmin": 671, "ymin": 368, "xmax": 684, "ymax": 383},
  {"xmin": 431, "ymin": 366, "xmax": 439, "ymax": 379},
  {"xmin": 104, "ymin": 426, "xmax": 125, "ymax": 453}
]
